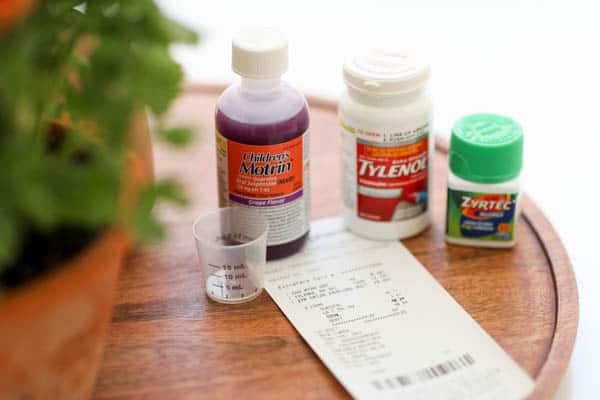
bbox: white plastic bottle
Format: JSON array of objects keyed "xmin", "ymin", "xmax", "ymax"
[
  {"xmin": 445, "ymin": 113, "xmax": 524, "ymax": 248},
  {"xmin": 339, "ymin": 49, "xmax": 433, "ymax": 240}
]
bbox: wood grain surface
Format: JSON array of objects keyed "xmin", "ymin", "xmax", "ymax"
[{"xmin": 92, "ymin": 85, "xmax": 578, "ymax": 400}]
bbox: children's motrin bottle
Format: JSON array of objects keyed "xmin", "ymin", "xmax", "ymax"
[
  {"xmin": 215, "ymin": 28, "xmax": 310, "ymax": 259},
  {"xmin": 340, "ymin": 48, "xmax": 433, "ymax": 240}
]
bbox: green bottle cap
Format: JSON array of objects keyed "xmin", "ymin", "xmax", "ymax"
[{"xmin": 449, "ymin": 113, "xmax": 523, "ymax": 183}]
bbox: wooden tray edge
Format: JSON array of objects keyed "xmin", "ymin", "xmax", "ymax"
[
  {"xmin": 519, "ymin": 197, "xmax": 579, "ymax": 399},
  {"xmin": 183, "ymin": 83, "xmax": 580, "ymax": 398}
]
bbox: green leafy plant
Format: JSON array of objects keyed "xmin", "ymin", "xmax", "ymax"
[{"xmin": 0, "ymin": 0, "xmax": 197, "ymax": 290}]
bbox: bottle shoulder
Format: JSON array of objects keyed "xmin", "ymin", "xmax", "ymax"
[
  {"xmin": 215, "ymin": 81, "xmax": 309, "ymax": 145},
  {"xmin": 216, "ymin": 81, "xmax": 308, "ymax": 125},
  {"xmin": 339, "ymin": 88, "xmax": 432, "ymax": 130},
  {"xmin": 447, "ymin": 171, "xmax": 521, "ymax": 193}
]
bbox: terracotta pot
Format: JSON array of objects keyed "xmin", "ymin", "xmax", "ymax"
[{"xmin": 0, "ymin": 111, "xmax": 152, "ymax": 400}]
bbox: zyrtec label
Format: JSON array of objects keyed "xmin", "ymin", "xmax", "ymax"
[
  {"xmin": 446, "ymin": 190, "xmax": 518, "ymax": 242},
  {"xmin": 216, "ymin": 131, "xmax": 310, "ymax": 246},
  {"xmin": 342, "ymin": 123, "xmax": 430, "ymax": 224}
]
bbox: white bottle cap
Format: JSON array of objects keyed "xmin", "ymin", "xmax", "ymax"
[
  {"xmin": 343, "ymin": 48, "xmax": 430, "ymax": 95},
  {"xmin": 232, "ymin": 27, "xmax": 288, "ymax": 79}
]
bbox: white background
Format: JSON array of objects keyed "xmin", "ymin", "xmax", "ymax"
[{"xmin": 157, "ymin": 1, "xmax": 600, "ymax": 398}]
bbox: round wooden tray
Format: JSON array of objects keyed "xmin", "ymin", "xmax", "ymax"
[{"xmin": 92, "ymin": 85, "xmax": 578, "ymax": 400}]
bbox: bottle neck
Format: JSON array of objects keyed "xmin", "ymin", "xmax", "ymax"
[
  {"xmin": 240, "ymin": 76, "xmax": 282, "ymax": 92},
  {"xmin": 347, "ymin": 85, "xmax": 427, "ymax": 107}
]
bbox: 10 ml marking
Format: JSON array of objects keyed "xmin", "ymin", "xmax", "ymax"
[{"xmin": 207, "ymin": 262, "xmax": 258, "ymax": 300}]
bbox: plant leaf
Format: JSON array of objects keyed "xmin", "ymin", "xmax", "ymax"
[{"xmin": 159, "ymin": 127, "xmax": 195, "ymax": 147}]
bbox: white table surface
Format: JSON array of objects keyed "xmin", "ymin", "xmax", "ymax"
[{"xmin": 158, "ymin": 1, "xmax": 599, "ymax": 398}]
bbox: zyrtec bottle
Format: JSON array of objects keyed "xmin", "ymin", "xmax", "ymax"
[
  {"xmin": 215, "ymin": 28, "xmax": 310, "ymax": 260},
  {"xmin": 445, "ymin": 113, "xmax": 523, "ymax": 248}
]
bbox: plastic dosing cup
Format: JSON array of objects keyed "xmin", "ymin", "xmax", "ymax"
[{"xmin": 193, "ymin": 207, "xmax": 267, "ymax": 304}]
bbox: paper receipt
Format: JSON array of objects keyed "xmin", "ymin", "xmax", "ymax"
[{"xmin": 265, "ymin": 218, "xmax": 535, "ymax": 399}]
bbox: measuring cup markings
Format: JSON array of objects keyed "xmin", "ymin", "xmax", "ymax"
[{"xmin": 193, "ymin": 207, "xmax": 267, "ymax": 304}]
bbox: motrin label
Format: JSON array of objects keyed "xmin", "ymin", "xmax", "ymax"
[
  {"xmin": 216, "ymin": 131, "xmax": 310, "ymax": 246},
  {"xmin": 342, "ymin": 123, "xmax": 429, "ymax": 223},
  {"xmin": 446, "ymin": 190, "xmax": 518, "ymax": 241}
]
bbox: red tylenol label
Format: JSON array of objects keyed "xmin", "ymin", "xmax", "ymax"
[{"xmin": 356, "ymin": 137, "xmax": 428, "ymax": 222}]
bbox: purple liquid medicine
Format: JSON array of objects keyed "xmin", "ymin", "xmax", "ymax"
[{"xmin": 215, "ymin": 28, "xmax": 310, "ymax": 260}]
